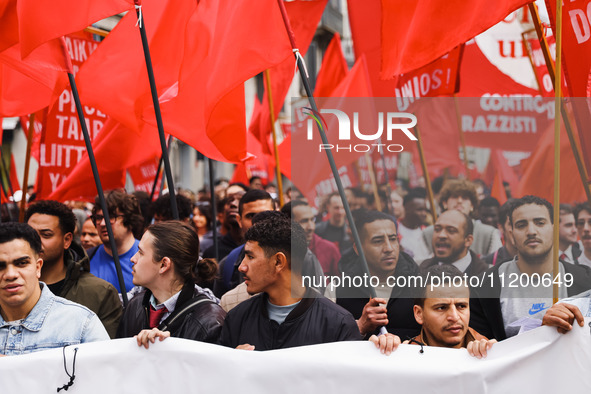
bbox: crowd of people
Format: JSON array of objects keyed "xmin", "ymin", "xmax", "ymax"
[{"xmin": 1, "ymin": 177, "xmax": 590, "ymax": 363}]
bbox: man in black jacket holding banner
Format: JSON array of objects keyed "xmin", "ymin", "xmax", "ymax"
[{"xmin": 219, "ymin": 215, "xmax": 361, "ymax": 350}]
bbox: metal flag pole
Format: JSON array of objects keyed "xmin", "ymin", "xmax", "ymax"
[
  {"xmin": 19, "ymin": 113, "xmax": 35, "ymax": 222},
  {"xmin": 207, "ymin": 157, "xmax": 219, "ymax": 263},
  {"xmin": 275, "ymin": 0, "xmax": 387, "ymax": 335},
  {"xmin": 61, "ymin": 39, "xmax": 128, "ymax": 306},
  {"xmin": 134, "ymin": 1, "xmax": 178, "ymax": 220}
]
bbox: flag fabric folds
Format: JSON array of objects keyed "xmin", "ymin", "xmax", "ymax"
[{"xmin": 380, "ymin": 0, "xmax": 531, "ymax": 78}]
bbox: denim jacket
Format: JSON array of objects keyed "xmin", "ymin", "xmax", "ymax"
[
  {"xmin": 560, "ymin": 289, "xmax": 591, "ymax": 317},
  {"xmin": 0, "ymin": 283, "xmax": 109, "ymax": 355}
]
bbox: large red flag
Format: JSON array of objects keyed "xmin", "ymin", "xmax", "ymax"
[
  {"xmin": 16, "ymin": 0, "xmax": 133, "ymax": 59},
  {"xmin": 545, "ymin": 0, "xmax": 591, "ymax": 185},
  {"xmin": 248, "ymin": 0, "xmax": 328, "ymax": 155},
  {"xmin": 78, "ymin": 0, "xmax": 294, "ymax": 163},
  {"xmin": 380, "ymin": 0, "xmax": 531, "ymax": 78},
  {"xmin": 516, "ymin": 122, "xmax": 586, "ymax": 204},
  {"xmin": 314, "ymin": 33, "xmax": 349, "ymax": 97},
  {"xmin": 48, "ymin": 119, "xmax": 161, "ymax": 202},
  {"xmin": 0, "ymin": 1, "xmax": 70, "ymax": 115}
]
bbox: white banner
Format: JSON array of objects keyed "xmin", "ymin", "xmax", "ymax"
[{"xmin": 1, "ymin": 319, "xmax": 590, "ymax": 393}]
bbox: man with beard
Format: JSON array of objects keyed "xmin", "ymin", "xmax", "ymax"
[
  {"xmin": 334, "ymin": 210, "xmax": 421, "ymax": 339},
  {"xmin": 289, "ymin": 200, "xmax": 340, "ymax": 276},
  {"xmin": 25, "ymin": 201, "xmax": 122, "ymax": 337},
  {"xmin": 407, "ymin": 265, "xmax": 495, "ymax": 358},
  {"xmin": 422, "ymin": 180, "xmax": 502, "ymax": 257},
  {"xmin": 420, "ymin": 210, "xmax": 488, "ymax": 278},
  {"xmin": 202, "ymin": 190, "xmax": 246, "ymax": 260},
  {"xmin": 573, "ymin": 203, "xmax": 591, "ymax": 268},
  {"xmin": 470, "ymin": 196, "xmax": 591, "ymax": 340},
  {"xmin": 556, "ymin": 204, "xmax": 579, "ymax": 264},
  {"xmin": 212, "ymin": 190, "xmax": 275, "ymax": 297}
]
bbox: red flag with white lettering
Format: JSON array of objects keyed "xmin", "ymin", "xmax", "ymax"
[{"xmin": 35, "ymin": 32, "xmax": 106, "ymax": 199}]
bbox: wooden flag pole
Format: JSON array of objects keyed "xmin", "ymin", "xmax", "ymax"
[
  {"xmin": 264, "ymin": 70, "xmax": 284, "ymax": 207},
  {"xmin": 552, "ymin": 0, "xmax": 562, "ymax": 304},
  {"xmin": 135, "ymin": 3, "xmax": 179, "ymax": 220},
  {"xmin": 60, "ymin": 38, "xmax": 128, "ymax": 305},
  {"xmin": 276, "ymin": 0, "xmax": 385, "ymax": 326},
  {"xmin": 452, "ymin": 95, "xmax": 471, "ymax": 178},
  {"xmin": 19, "ymin": 114, "xmax": 35, "ymax": 222},
  {"xmin": 365, "ymin": 153, "xmax": 382, "ymax": 211},
  {"xmin": 415, "ymin": 125, "xmax": 437, "ymax": 222},
  {"xmin": 528, "ymin": 3, "xmax": 591, "ymax": 205}
]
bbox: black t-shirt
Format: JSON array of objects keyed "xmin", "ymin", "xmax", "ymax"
[{"xmin": 47, "ymin": 279, "xmax": 66, "ymax": 296}]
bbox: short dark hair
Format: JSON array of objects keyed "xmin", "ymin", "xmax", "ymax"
[
  {"xmin": 0, "ymin": 222, "xmax": 42, "ymax": 255},
  {"xmin": 403, "ymin": 187, "xmax": 427, "ymax": 206},
  {"xmin": 249, "ymin": 176, "xmax": 262, "ymax": 184},
  {"xmin": 244, "ymin": 215, "xmax": 307, "ymax": 273},
  {"xmin": 238, "ymin": 189, "xmax": 275, "ymax": 216},
  {"xmin": 25, "ymin": 200, "xmax": 77, "ymax": 235},
  {"xmin": 439, "ymin": 179, "xmax": 479, "ymax": 211},
  {"xmin": 151, "ymin": 193, "xmax": 193, "ymax": 221},
  {"xmin": 353, "ymin": 209, "xmax": 396, "ymax": 239},
  {"xmin": 574, "ymin": 202, "xmax": 591, "ymax": 221},
  {"xmin": 415, "ymin": 264, "xmax": 467, "ymax": 308},
  {"xmin": 93, "ymin": 190, "xmax": 144, "ymax": 237},
  {"xmin": 499, "ymin": 198, "xmax": 518, "ymax": 227},
  {"xmin": 281, "ymin": 200, "xmax": 309, "ymax": 219},
  {"xmin": 509, "ymin": 195, "xmax": 554, "ymax": 226},
  {"xmin": 479, "ymin": 197, "xmax": 500, "ymax": 210}
]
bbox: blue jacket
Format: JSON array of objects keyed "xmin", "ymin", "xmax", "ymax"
[{"xmin": 0, "ymin": 283, "xmax": 109, "ymax": 355}]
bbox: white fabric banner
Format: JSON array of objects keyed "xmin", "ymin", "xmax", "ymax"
[{"xmin": 1, "ymin": 319, "xmax": 590, "ymax": 393}]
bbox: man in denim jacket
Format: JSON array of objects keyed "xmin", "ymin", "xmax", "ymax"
[{"xmin": 0, "ymin": 223, "xmax": 108, "ymax": 356}]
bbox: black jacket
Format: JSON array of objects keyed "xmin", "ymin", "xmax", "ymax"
[
  {"xmin": 117, "ymin": 282, "xmax": 226, "ymax": 344},
  {"xmin": 219, "ymin": 287, "xmax": 362, "ymax": 350},
  {"xmin": 470, "ymin": 259, "xmax": 591, "ymax": 341},
  {"xmin": 335, "ymin": 249, "xmax": 421, "ymax": 340}
]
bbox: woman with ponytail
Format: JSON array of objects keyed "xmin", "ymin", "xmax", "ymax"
[{"xmin": 117, "ymin": 221, "xmax": 225, "ymax": 347}]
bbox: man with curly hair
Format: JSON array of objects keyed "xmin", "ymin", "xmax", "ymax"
[{"xmin": 88, "ymin": 190, "xmax": 144, "ymax": 293}]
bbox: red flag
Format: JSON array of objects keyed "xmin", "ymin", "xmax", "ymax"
[
  {"xmin": 516, "ymin": 122, "xmax": 586, "ymax": 204},
  {"xmin": 347, "ymin": 0, "xmax": 398, "ymax": 97},
  {"xmin": 127, "ymin": 156, "xmax": 161, "ymax": 198},
  {"xmin": 0, "ymin": 2, "xmax": 70, "ymax": 116},
  {"xmin": 314, "ymin": 33, "xmax": 348, "ymax": 97},
  {"xmin": 380, "ymin": 0, "xmax": 531, "ymax": 78},
  {"xmin": 248, "ymin": 0, "xmax": 329, "ymax": 154},
  {"xmin": 48, "ymin": 119, "xmax": 161, "ymax": 202},
  {"xmin": 491, "ymin": 173, "xmax": 508, "ymax": 205},
  {"xmin": 16, "ymin": 0, "xmax": 133, "ymax": 59},
  {"xmin": 77, "ymin": 0, "xmax": 295, "ymax": 163}
]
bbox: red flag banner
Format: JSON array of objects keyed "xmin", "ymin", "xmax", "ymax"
[
  {"xmin": 48, "ymin": 119, "xmax": 161, "ymax": 202},
  {"xmin": 127, "ymin": 156, "xmax": 161, "ymax": 198},
  {"xmin": 249, "ymin": 0, "xmax": 328, "ymax": 154},
  {"xmin": 16, "ymin": 0, "xmax": 133, "ymax": 59},
  {"xmin": 35, "ymin": 32, "xmax": 106, "ymax": 199},
  {"xmin": 516, "ymin": 117, "xmax": 587, "ymax": 204},
  {"xmin": 545, "ymin": 0, "xmax": 591, "ymax": 183},
  {"xmin": 347, "ymin": 0, "xmax": 398, "ymax": 97},
  {"xmin": 394, "ymin": 45, "xmax": 464, "ymax": 110},
  {"xmin": 314, "ymin": 33, "xmax": 349, "ymax": 98},
  {"xmin": 380, "ymin": 0, "xmax": 531, "ymax": 78}
]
